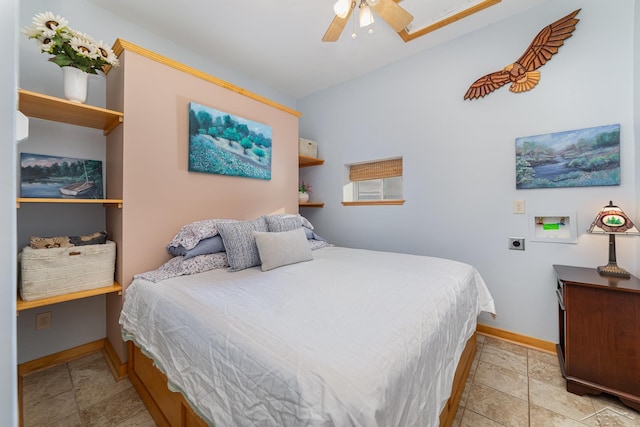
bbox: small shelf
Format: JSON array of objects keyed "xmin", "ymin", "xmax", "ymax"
[
  {"xmin": 298, "ymin": 154, "xmax": 324, "ymax": 207},
  {"xmin": 16, "ymin": 198, "xmax": 123, "ymax": 208},
  {"xmin": 299, "ymin": 155, "xmax": 325, "ymax": 168},
  {"xmin": 18, "ymin": 89, "xmax": 124, "ymax": 135},
  {"xmin": 17, "ymin": 282, "xmax": 123, "ymax": 312}
]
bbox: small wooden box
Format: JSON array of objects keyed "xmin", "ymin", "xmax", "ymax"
[
  {"xmin": 20, "ymin": 241, "xmax": 116, "ymax": 301},
  {"xmin": 299, "ymin": 138, "xmax": 318, "ymax": 158}
]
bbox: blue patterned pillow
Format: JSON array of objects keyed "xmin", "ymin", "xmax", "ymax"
[
  {"xmin": 217, "ymin": 217, "xmax": 268, "ymax": 271},
  {"xmin": 265, "ymin": 215, "xmax": 302, "ymax": 232},
  {"xmin": 167, "ymin": 235, "xmax": 225, "ymax": 259},
  {"xmin": 167, "ymin": 218, "xmax": 237, "ymax": 251},
  {"xmin": 266, "ymin": 214, "xmax": 314, "ymax": 230}
]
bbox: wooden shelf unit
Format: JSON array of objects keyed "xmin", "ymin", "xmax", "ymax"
[
  {"xmin": 15, "ymin": 89, "xmax": 124, "ymax": 316},
  {"xmin": 18, "ymin": 89, "xmax": 124, "ymax": 135},
  {"xmin": 17, "ymin": 283, "xmax": 123, "ymax": 312},
  {"xmin": 299, "ymin": 202, "xmax": 325, "ymax": 208}
]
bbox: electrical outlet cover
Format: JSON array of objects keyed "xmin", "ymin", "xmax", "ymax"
[
  {"xmin": 35, "ymin": 312, "xmax": 52, "ymax": 330},
  {"xmin": 508, "ymin": 237, "xmax": 525, "ymax": 250}
]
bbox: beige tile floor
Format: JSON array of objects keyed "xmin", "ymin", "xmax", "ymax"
[
  {"xmin": 454, "ymin": 334, "xmax": 640, "ymax": 427},
  {"xmin": 22, "ymin": 351, "xmax": 154, "ymax": 426},
  {"xmin": 22, "ymin": 335, "xmax": 640, "ymax": 426}
]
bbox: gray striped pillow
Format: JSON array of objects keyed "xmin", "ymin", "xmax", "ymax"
[{"xmin": 217, "ymin": 217, "xmax": 268, "ymax": 272}]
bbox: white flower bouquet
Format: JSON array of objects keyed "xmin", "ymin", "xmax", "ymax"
[{"xmin": 22, "ymin": 11, "xmax": 119, "ymax": 74}]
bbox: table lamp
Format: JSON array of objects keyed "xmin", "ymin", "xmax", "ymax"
[{"xmin": 587, "ymin": 201, "xmax": 639, "ymax": 278}]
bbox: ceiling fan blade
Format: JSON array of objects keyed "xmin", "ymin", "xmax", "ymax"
[
  {"xmin": 370, "ymin": 0, "xmax": 413, "ymax": 32},
  {"xmin": 322, "ymin": 2, "xmax": 355, "ymax": 42}
]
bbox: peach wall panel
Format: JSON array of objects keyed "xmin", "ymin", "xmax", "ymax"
[{"xmin": 106, "ymin": 44, "xmax": 299, "ymax": 362}]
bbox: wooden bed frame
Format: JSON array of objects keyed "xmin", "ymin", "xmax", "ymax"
[{"xmin": 128, "ymin": 332, "xmax": 477, "ymax": 427}]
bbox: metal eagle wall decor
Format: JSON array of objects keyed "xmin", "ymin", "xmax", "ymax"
[{"xmin": 463, "ymin": 9, "xmax": 580, "ymax": 100}]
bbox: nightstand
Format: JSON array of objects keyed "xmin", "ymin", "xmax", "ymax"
[{"xmin": 554, "ymin": 264, "xmax": 640, "ymax": 411}]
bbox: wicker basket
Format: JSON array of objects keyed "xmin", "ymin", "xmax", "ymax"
[
  {"xmin": 299, "ymin": 138, "xmax": 318, "ymax": 158},
  {"xmin": 20, "ymin": 241, "xmax": 116, "ymax": 301}
]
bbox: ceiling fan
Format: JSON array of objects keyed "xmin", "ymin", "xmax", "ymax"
[{"xmin": 322, "ymin": 0, "xmax": 414, "ymax": 42}]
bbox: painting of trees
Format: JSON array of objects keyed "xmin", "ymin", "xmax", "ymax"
[{"xmin": 188, "ymin": 102, "xmax": 272, "ymax": 180}]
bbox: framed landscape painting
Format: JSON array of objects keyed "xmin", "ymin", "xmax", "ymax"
[
  {"xmin": 20, "ymin": 153, "xmax": 104, "ymax": 199},
  {"xmin": 188, "ymin": 102, "xmax": 272, "ymax": 180},
  {"xmin": 515, "ymin": 124, "xmax": 620, "ymax": 189}
]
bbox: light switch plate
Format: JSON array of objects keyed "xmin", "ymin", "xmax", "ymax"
[{"xmin": 513, "ymin": 200, "xmax": 525, "ymax": 214}]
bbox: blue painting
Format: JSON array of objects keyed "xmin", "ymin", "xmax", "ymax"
[
  {"xmin": 516, "ymin": 124, "xmax": 620, "ymax": 189},
  {"xmin": 20, "ymin": 153, "xmax": 103, "ymax": 199},
  {"xmin": 188, "ymin": 102, "xmax": 272, "ymax": 180}
]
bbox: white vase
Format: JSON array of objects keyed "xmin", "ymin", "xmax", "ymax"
[
  {"xmin": 298, "ymin": 192, "xmax": 310, "ymax": 203},
  {"xmin": 62, "ymin": 66, "xmax": 88, "ymax": 103}
]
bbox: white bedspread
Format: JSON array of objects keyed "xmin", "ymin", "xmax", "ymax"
[{"xmin": 120, "ymin": 246, "xmax": 495, "ymax": 426}]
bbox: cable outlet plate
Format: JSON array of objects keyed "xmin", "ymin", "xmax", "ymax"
[{"xmin": 509, "ymin": 237, "xmax": 525, "ymax": 251}]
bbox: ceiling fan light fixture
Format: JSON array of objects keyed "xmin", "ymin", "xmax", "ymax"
[
  {"xmin": 333, "ymin": 0, "xmax": 352, "ymax": 19},
  {"xmin": 359, "ymin": 1, "xmax": 374, "ymax": 28}
]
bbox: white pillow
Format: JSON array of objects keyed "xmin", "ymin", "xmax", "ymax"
[{"xmin": 253, "ymin": 228, "xmax": 313, "ymax": 271}]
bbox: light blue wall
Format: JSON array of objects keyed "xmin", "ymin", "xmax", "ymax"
[
  {"xmin": 2, "ymin": 0, "xmax": 18, "ymax": 424},
  {"xmin": 298, "ymin": 0, "xmax": 638, "ymax": 342}
]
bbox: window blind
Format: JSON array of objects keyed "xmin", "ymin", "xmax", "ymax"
[{"xmin": 349, "ymin": 158, "xmax": 403, "ymax": 182}]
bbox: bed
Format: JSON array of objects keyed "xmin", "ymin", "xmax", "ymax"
[{"xmin": 120, "ymin": 240, "xmax": 495, "ymax": 427}]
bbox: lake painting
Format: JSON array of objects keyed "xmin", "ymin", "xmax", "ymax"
[
  {"xmin": 188, "ymin": 102, "xmax": 272, "ymax": 180},
  {"xmin": 515, "ymin": 124, "xmax": 620, "ymax": 189},
  {"xmin": 20, "ymin": 153, "xmax": 104, "ymax": 199}
]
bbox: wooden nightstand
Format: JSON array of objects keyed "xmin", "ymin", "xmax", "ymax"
[{"xmin": 554, "ymin": 264, "xmax": 640, "ymax": 411}]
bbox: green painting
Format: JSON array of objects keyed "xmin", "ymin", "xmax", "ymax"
[{"xmin": 188, "ymin": 102, "xmax": 272, "ymax": 180}]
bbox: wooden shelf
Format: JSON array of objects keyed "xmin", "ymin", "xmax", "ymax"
[
  {"xmin": 16, "ymin": 198, "xmax": 123, "ymax": 208},
  {"xmin": 299, "ymin": 155, "xmax": 325, "ymax": 168},
  {"xmin": 17, "ymin": 282, "xmax": 122, "ymax": 312},
  {"xmin": 18, "ymin": 89, "xmax": 124, "ymax": 135},
  {"xmin": 298, "ymin": 154, "xmax": 324, "ymax": 207}
]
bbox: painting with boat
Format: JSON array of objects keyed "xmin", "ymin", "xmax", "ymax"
[{"xmin": 20, "ymin": 153, "xmax": 104, "ymax": 199}]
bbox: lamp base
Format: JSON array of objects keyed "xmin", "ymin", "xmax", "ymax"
[{"xmin": 597, "ymin": 262, "xmax": 631, "ymax": 278}]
